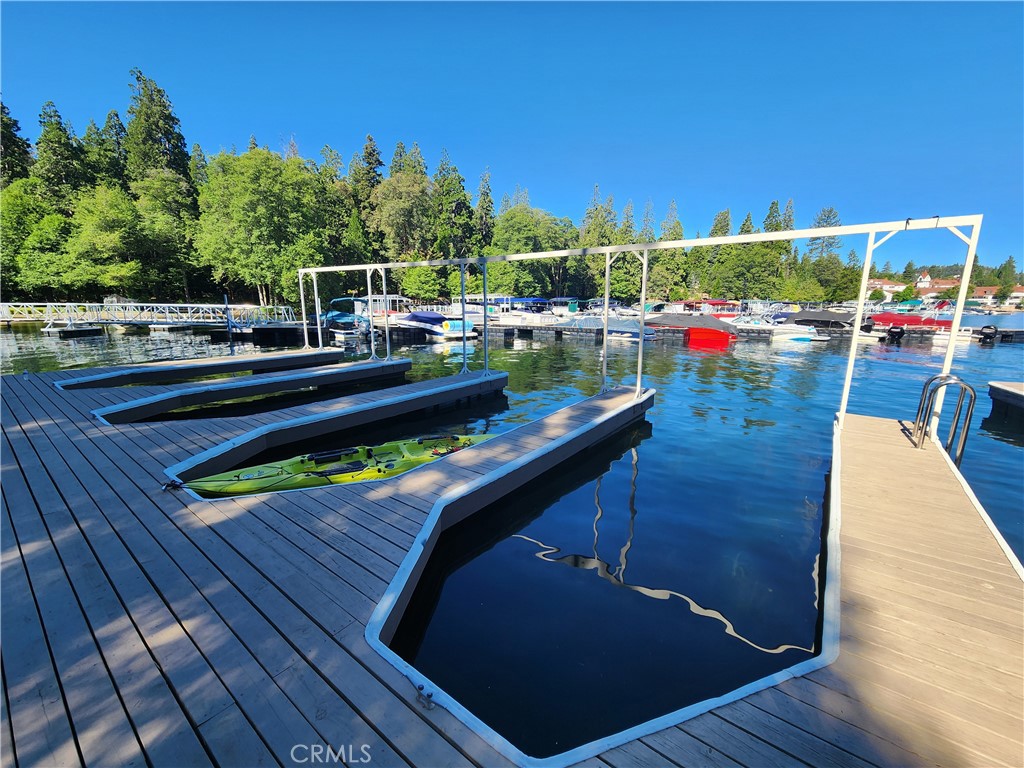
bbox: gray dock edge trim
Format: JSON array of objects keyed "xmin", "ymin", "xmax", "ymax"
[
  {"xmin": 162, "ymin": 370, "xmax": 506, "ymax": 495},
  {"xmin": 363, "ymin": 395, "xmax": 843, "ymax": 768},
  {"xmin": 932, "ymin": 432, "xmax": 1024, "ymax": 580},
  {"xmin": 90, "ymin": 359, "xmax": 408, "ymax": 425}
]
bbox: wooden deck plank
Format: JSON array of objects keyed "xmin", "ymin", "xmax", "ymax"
[
  {"xmin": 3, "ymin": 371, "xmax": 485, "ymax": 768},
  {"xmin": 0, "ymin": 410, "xmax": 213, "ymax": 767},
  {"xmin": 2, "ymin": 378, "xmax": 409, "ymax": 767},
  {"xmin": 0, "ymin": 430, "xmax": 147, "ymax": 767},
  {"xmin": 677, "ymin": 714, "xmax": 820, "ymax": 768},
  {"xmin": 0, "ymin": 499, "xmax": 82, "ymax": 768},
  {"xmin": 5, "ymin": 358, "xmax": 1020, "ymax": 768}
]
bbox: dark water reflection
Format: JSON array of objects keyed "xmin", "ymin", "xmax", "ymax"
[{"xmin": 391, "ymin": 422, "xmax": 824, "ymax": 757}]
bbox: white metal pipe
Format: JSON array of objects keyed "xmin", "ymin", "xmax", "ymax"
[
  {"xmin": 296, "ymin": 215, "xmax": 984, "ymax": 276},
  {"xmin": 837, "ymin": 230, "xmax": 882, "ymax": 429},
  {"xmin": 634, "ymin": 250, "xmax": 649, "ymax": 400},
  {"xmin": 931, "ymin": 220, "xmax": 983, "ymax": 431},
  {"xmin": 482, "ymin": 261, "xmax": 490, "ymax": 374},
  {"xmin": 459, "ymin": 264, "xmax": 469, "ymax": 374},
  {"xmin": 312, "ymin": 273, "xmax": 324, "ymax": 350},
  {"xmin": 298, "ymin": 273, "xmax": 310, "ymax": 348},
  {"xmin": 366, "ymin": 269, "xmax": 378, "ymax": 360},
  {"xmin": 381, "ymin": 267, "xmax": 392, "ymax": 360},
  {"xmin": 601, "ymin": 253, "xmax": 612, "ymax": 391}
]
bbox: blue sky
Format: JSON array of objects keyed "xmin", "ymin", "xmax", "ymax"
[{"xmin": 2, "ymin": 1, "xmax": 1021, "ymax": 269}]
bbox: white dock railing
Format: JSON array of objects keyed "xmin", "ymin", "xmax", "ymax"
[{"xmin": 0, "ymin": 302, "xmax": 296, "ymax": 327}]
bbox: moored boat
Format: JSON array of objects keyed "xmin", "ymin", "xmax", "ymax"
[
  {"xmin": 185, "ymin": 434, "xmax": 496, "ymax": 497},
  {"xmin": 395, "ymin": 311, "xmax": 477, "ymax": 340}
]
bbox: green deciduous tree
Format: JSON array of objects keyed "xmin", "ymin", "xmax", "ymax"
[
  {"xmin": 196, "ymin": 148, "xmax": 329, "ymax": 304},
  {"xmin": 15, "ymin": 213, "xmax": 75, "ymax": 298},
  {"xmin": 1, "ymin": 178, "xmax": 54, "ymax": 296},
  {"xmin": 132, "ymin": 169, "xmax": 199, "ymax": 298},
  {"xmin": 486, "ymin": 203, "xmax": 577, "ymax": 296},
  {"xmin": 63, "ymin": 183, "xmax": 145, "ymax": 296},
  {"xmin": 368, "ymin": 167, "xmax": 432, "ymax": 260},
  {"xmin": 400, "ymin": 265, "xmax": 443, "ymax": 300}
]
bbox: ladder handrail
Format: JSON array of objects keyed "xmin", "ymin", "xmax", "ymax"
[{"xmin": 912, "ymin": 373, "xmax": 976, "ymax": 466}]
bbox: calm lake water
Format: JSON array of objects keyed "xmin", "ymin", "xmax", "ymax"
[{"xmin": 2, "ymin": 322, "xmax": 1020, "ymax": 757}]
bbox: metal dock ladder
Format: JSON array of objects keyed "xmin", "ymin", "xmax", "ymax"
[{"xmin": 911, "ymin": 373, "xmax": 977, "ymax": 466}]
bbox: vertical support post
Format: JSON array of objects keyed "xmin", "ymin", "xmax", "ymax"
[
  {"xmin": 634, "ymin": 249, "xmax": 649, "ymax": 399},
  {"xmin": 380, "ymin": 267, "xmax": 392, "ymax": 360},
  {"xmin": 482, "ymin": 260, "xmax": 490, "ymax": 374},
  {"xmin": 932, "ymin": 221, "xmax": 982, "ymax": 432},
  {"xmin": 837, "ymin": 231, "xmax": 878, "ymax": 429},
  {"xmin": 298, "ymin": 271, "xmax": 310, "ymax": 349},
  {"xmin": 601, "ymin": 253, "xmax": 612, "ymax": 391},
  {"xmin": 459, "ymin": 262, "xmax": 469, "ymax": 374},
  {"xmin": 365, "ymin": 268, "xmax": 378, "ymax": 360},
  {"xmin": 312, "ymin": 273, "xmax": 324, "ymax": 350}
]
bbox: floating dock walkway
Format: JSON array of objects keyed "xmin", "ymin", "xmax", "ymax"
[{"xmin": 1, "ymin": 354, "xmax": 1021, "ymax": 767}]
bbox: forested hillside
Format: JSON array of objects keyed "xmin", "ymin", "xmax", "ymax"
[{"xmin": 1, "ymin": 71, "xmax": 1018, "ymax": 306}]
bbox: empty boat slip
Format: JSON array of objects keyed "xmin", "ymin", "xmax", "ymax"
[
  {"xmin": 90, "ymin": 357, "xmax": 412, "ymax": 423},
  {"xmin": 54, "ymin": 347, "xmax": 356, "ymax": 389}
]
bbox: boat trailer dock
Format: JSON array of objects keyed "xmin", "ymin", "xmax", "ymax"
[{"xmin": 1, "ymin": 354, "xmax": 1021, "ymax": 767}]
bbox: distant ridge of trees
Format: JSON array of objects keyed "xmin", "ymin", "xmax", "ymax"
[{"xmin": 2, "ymin": 73, "xmax": 1019, "ymax": 306}]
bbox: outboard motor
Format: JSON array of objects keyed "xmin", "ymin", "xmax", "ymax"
[
  {"xmin": 884, "ymin": 325, "xmax": 905, "ymax": 344},
  {"xmin": 979, "ymin": 325, "xmax": 998, "ymax": 345},
  {"xmin": 860, "ymin": 316, "xmax": 876, "ymax": 334}
]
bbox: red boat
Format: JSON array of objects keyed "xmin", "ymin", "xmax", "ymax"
[
  {"xmin": 868, "ymin": 312, "xmax": 952, "ymax": 330},
  {"xmin": 646, "ymin": 313, "xmax": 738, "ymax": 349}
]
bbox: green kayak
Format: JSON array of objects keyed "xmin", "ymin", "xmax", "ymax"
[{"xmin": 185, "ymin": 433, "xmax": 495, "ymax": 498}]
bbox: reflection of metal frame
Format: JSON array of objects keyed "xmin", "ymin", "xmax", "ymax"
[{"xmin": 514, "ymin": 446, "xmax": 817, "ymax": 656}]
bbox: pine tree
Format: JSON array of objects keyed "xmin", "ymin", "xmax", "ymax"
[
  {"xmin": 29, "ymin": 101, "xmax": 85, "ymax": 208},
  {"xmin": 806, "ymin": 206, "xmax": 842, "ymax": 261},
  {"xmin": 782, "ymin": 199, "xmax": 795, "ymax": 230},
  {"xmin": 82, "ymin": 110, "xmax": 127, "ymax": 187},
  {"xmin": 498, "ymin": 192, "xmax": 512, "ymax": 215},
  {"xmin": 639, "ymin": 200, "xmax": 656, "ymax": 242},
  {"xmin": 348, "ymin": 135, "xmax": 385, "ymax": 259},
  {"xmin": 124, "ymin": 69, "xmax": 190, "ymax": 182},
  {"xmin": 1, "ymin": 103, "xmax": 33, "ymax": 188},
  {"xmin": 431, "ymin": 148, "xmax": 473, "ymax": 259},
  {"xmin": 405, "ymin": 143, "xmax": 427, "ymax": 177},
  {"xmin": 738, "ymin": 212, "xmax": 754, "ymax": 235},
  {"xmin": 617, "ymin": 200, "xmax": 636, "ymax": 244},
  {"xmin": 350, "ymin": 134, "xmax": 383, "ymax": 203},
  {"xmin": 389, "ymin": 141, "xmax": 407, "ymax": 176},
  {"xmin": 189, "ymin": 144, "xmax": 208, "ymax": 187},
  {"xmin": 247, "ymin": 134, "xmax": 258, "ymax": 151},
  {"xmin": 472, "ymin": 170, "xmax": 495, "ymax": 253},
  {"xmin": 763, "ymin": 200, "xmax": 790, "ymax": 257},
  {"xmin": 579, "ymin": 186, "xmax": 617, "ymax": 247},
  {"xmin": 318, "ymin": 145, "xmax": 344, "ymax": 181}
]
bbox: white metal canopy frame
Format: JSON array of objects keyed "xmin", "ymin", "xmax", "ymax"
[{"xmin": 297, "ymin": 214, "xmax": 983, "ymax": 417}]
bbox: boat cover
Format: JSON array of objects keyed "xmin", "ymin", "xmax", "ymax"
[{"xmin": 645, "ymin": 313, "xmax": 736, "ymax": 332}]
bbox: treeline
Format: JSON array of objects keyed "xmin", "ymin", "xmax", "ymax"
[{"xmin": 1, "ymin": 71, "xmax": 1019, "ymax": 307}]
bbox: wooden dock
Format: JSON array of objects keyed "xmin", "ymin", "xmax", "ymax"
[
  {"xmin": 989, "ymin": 381, "xmax": 1024, "ymax": 418},
  {"xmin": 2, "ymin": 358, "xmax": 1021, "ymax": 767}
]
